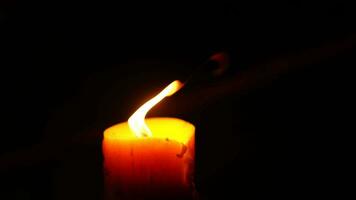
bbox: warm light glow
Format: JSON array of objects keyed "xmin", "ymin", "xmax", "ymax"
[
  {"xmin": 104, "ymin": 117, "xmax": 194, "ymax": 144},
  {"xmin": 128, "ymin": 81, "xmax": 183, "ymax": 137}
]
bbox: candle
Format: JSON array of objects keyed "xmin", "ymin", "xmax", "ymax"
[{"xmin": 103, "ymin": 81, "xmax": 196, "ymax": 200}]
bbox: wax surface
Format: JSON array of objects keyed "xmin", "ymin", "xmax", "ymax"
[{"xmin": 103, "ymin": 117, "xmax": 195, "ymax": 200}]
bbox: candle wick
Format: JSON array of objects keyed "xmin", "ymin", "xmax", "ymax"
[{"xmin": 141, "ymin": 132, "xmax": 149, "ymax": 137}]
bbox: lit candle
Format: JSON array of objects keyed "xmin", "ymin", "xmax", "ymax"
[{"xmin": 103, "ymin": 81, "xmax": 196, "ymax": 200}]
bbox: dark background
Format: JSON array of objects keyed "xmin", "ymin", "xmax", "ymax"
[{"xmin": 1, "ymin": 2, "xmax": 354, "ymax": 199}]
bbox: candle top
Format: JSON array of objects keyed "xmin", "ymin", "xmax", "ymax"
[{"xmin": 104, "ymin": 117, "xmax": 195, "ymax": 144}]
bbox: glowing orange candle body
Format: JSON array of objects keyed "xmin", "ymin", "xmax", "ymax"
[{"xmin": 102, "ymin": 81, "xmax": 196, "ymax": 200}]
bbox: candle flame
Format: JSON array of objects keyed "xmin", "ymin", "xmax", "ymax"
[{"xmin": 128, "ymin": 80, "xmax": 183, "ymax": 137}]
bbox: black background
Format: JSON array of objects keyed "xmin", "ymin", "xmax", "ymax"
[{"xmin": 1, "ymin": 2, "xmax": 354, "ymax": 199}]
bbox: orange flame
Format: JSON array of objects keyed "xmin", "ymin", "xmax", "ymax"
[{"xmin": 128, "ymin": 80, "xmax": 183, "ymax": 137}]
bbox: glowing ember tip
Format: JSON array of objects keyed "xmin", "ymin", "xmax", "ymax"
[{"xmin": 128, "ymin": 80, "xmax": 183, "ymax": 137}]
